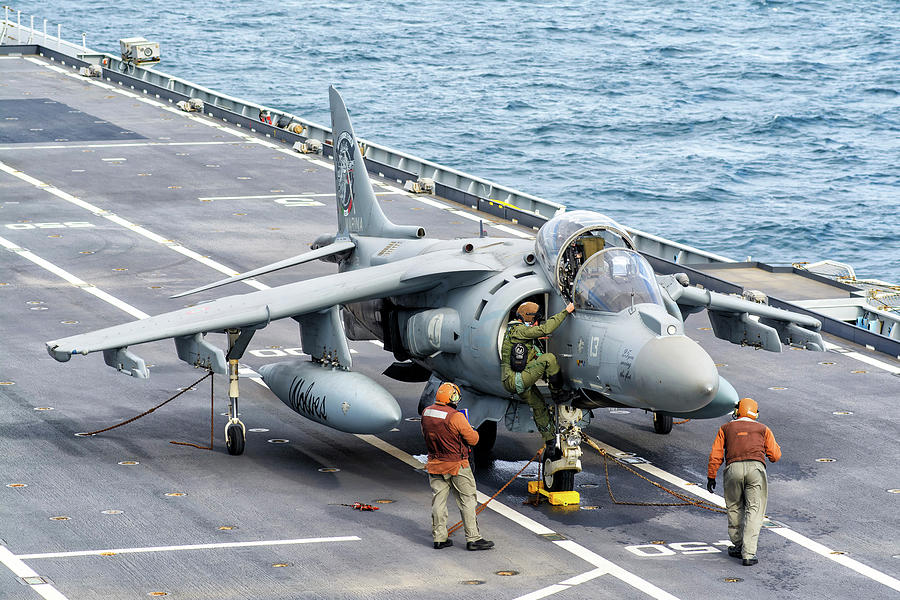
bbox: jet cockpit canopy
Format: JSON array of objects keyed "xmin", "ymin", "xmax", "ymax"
[
  {"xmin": 572, "ymin": 248, "xmax": 663, "ymax": 312},
  {"xmin": 534, "ymin": 210, "xmax": 636, "ymax": 298}
]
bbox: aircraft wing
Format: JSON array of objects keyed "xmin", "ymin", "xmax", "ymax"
[
  {"xmin": 46, "ymin": 253, "xmax": 499, "ymax": 373},
  {"xmin": 659, "ymin": 277, "xmax": 825, "ymax": 352},
  {"xmin": 170, "ymin": 239, "xmax": 356, "ymax": 298}
]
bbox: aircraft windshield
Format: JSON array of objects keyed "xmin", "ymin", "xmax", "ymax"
[{"xmin": 573, "ymin": 249, "xmax": 663, "ymax": 312}]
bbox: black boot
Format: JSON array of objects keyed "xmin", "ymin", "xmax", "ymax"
[
  {"xmin": 548, "ymin": 371, "xmax": 566, "ymax": 404},
  {"xmin": 466, "ymin": 538, "xmax": 494, "ymax": 551}
]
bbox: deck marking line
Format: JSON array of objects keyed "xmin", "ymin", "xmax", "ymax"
[
  {"xmin": 198, "ymin": 193, "xmax": 335, "ymax": 200},
  {"xmin": 0, "ymin": 235, "xmax": 150, "ymax": 320},
  {"xmin": 0, "ymin": 141, "xmax": 242, "ymax": 151},
  {"xmin": 771, "ymin": 527, "xmax": 900, "ymax": 592},
  {"xmin": 560, "ymin": 568, "xmax": 608, "ymax": 586},
  {"xmin": 590, "ymin": 439, "xmax": 726, "ymax": 507},
  {"xmin": 0, "ymin": 546, "xmax": 70, "ymax": 600},
  {"xmin": 472, "ymin": 491, "xmax": 554, "ymax": 535},
  {"xmin": 554, "ymin": 540, "xmax": 679, "ymax": 600},
  {"xmin": 355, "ymin": 434, "xmax": 426, "ymax": 471},
  {"xmin": 16, "ymin": 536, "xmax": 361, "ymax": 560},
  {"xmin": 493, "ymin": 224, "xmax": 535, "ymax": 239},
  {"xmin": 0, "ymin": 160, "xmax": 269, "ymax": 292},
  {"xmin": 513, "ymin": 583, "xmax": 570, "ymax": 600},
  {"xmin": 306, "ymin": 158, "xmax": 332, "ymax": 169},
  {"xmin": 823, "ymin": 342, "xmax": 900, "ymax": 374}
]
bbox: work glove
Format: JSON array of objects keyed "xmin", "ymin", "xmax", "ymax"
[{"xmin": 706, "ymin": 478, "xmax": 716, "ymax": 493}]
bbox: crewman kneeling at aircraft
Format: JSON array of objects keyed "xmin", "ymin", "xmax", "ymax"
[
  {"xmin": 501, "ymin": 301, "xmax": 574, "ymax": 444},
  {"xmin": 421, "ymin": 382, "xmax": 494, "ymax": 551},
  {"xmin": 707, "ymin": 397, "xmax": 781, "ymax": 566}
]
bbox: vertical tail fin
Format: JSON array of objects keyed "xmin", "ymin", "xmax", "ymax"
[{"xmin": 329, "ymin": 86, "xmax": 424, "ymax": 240}]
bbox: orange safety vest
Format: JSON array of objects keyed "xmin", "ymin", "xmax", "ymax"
[{"xmin": 421, "ymin": 403, "xmax": 469, "ymax": 462}]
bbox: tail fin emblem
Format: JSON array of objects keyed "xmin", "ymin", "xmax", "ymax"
[{"xmin": 335, "ymin": 131, "xmax": 355, "ymax": 217}]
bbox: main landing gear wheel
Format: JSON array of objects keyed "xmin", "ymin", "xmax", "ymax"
[
  {"xmin": 653, "ymin": 412, "xmax": 673, "ymax": 435},
  {"xmin": 543, "ymin": 447, "xmax": 575, "ymax": 492},
  {"xmin": 225, "ymin": 423, "xmax": 245, "ymax": 455}
]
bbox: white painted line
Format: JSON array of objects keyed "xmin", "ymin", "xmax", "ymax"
[
  {"xmin": 473, "ymin": 492, "xmax": 555, "ymax": 535},
  {"xmin": 824, "ymin": 342, "xmax": 900, "ymax": 374},
  {"xmin": 198, "ymin": 193, "xmax": 336, "ymax": 200},
  {"xmin": 307, "ymin": 158, "xmax": 332, "ymax": 169},
  {"xmin": 512, "ymin": 568, "xmax": 607, "ymax": 600},
  {"xmin": 0, "ymin": 235, "xmax": 150, "ymax": 320},
  {"xmin": 493, "ymin": 224, "xmax": 535, "ymax": 239},
  {"xmin": 554, "ymin": 540, "xmax": 679, "ymax": 600},
  {"xmin": 448, "ymin": 209, "xmax": 487, "ymax": 223},
  {"xmin": 0, "ymin": 546, "xmax": 70, "ymax": 600},
  {"xmin": 589, "ymin": 439, "xmax": 724, "ymax": 507},
  {"xmin": 0, "ymin": 160, "xmax": 269, "ymax": 292},
  {"xmin": 412, "ymin": 198, "xmax": 450, "ymax": 210},
  {"xmin": 16, "ymin": 536, "xmax": 361, "ymax": 560},
  {"xmin": 772, "ymin": 527, "xmax": 900, "ymax": 593},
  {"xmin": 0, "ymin": 141, "xmax": 242, "ymax": 151},
  {"xmin": 355, "ymin": 434, "xmax": 426, "ymax": 471},
  {"xmin": 513, "ymin": 583, "xmax": 570, "ymax": 600},
  {"xmin": 561, "ymin": 568, "xmax": 608, "ymax": 586}
]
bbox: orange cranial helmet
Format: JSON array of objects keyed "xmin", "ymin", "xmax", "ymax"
[
  {"xmin": 435, "ymin": 382, "xmax": 461, "ymax": 405},
  {"xmin": 516, "ymin": 301, "xmax": 539, "ymax": 322},
  {"xmin": 735, "ymin": 397, "xmax": 759, "ymax": 420}
]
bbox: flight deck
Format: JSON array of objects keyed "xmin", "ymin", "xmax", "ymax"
[{"xmin": 1, "ymin": 53, "xmax": 899, "ymax": 600}]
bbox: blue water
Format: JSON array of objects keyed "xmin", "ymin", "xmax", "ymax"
[{"xmin": 13, "ymin": 1, "xmax": 900, "ymax": 282}]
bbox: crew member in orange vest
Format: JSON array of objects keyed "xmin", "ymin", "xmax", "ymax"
[
  {"xmin": 707, "ymin": 397, "xmax": 781, "ymax": 566},
  {"xmin": 421, "ymin": 382, "xmax": 494, "ymax": 551}
]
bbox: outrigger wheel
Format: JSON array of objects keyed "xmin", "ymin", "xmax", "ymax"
[
  {"xmin": 225, "ymin": 423, "xmax": 244, "ymax": 456},
  {"xmin": 652, "ymin": 412, "xmax": 673, "ymax": 435},
  {"xmin": 543, "ymin": 445, "xmax": 576, "ymax": 492},
  {"xmin": 225, "ymin": 422, "xmax": 245, "ymax": 455}
]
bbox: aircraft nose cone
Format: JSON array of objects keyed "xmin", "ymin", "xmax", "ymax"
[{"xmin": 630, "ymin": 336, "xmax": 718, "ymax": 412}]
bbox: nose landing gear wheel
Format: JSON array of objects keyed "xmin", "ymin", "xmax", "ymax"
[
  {"xmin": 542, "ymin": 447, "xmax": 575, "ymax": 492},
  {"xmin": 225, "ymin": 423, "xmax": 245, "ymax": 455},
  {"xmin": 653, "ymin": 412, "xmax": 673, "ymax": 434}
]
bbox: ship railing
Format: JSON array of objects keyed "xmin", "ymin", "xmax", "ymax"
[{"xmin": 1, "ymin": 7, "xmax": 85, "ymax": 54}]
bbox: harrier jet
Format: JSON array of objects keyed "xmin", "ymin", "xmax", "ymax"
[{"xmin": 46, "ymin": 87, "xmax": 823, "ymax": 491}]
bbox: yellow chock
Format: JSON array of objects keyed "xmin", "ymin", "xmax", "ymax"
[{"xmin": 528, "ymin": 481, "xmax": 580, "ymax": 506}]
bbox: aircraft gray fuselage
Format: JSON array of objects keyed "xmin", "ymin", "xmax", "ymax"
[{"xmin": 332, "ymin": 232, "xmax": 731, "ymax": 423}]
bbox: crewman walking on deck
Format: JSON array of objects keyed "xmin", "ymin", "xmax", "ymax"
[
  {"xmin": 421, "ymin": 382, "xmax": 494, "ymax": 551},
  {"xmin": 500, "ymin": 301, "xmax": 574, "ymax": 445},
  {"xmin": 707, "ymin": 397, "xmax": 781, "ymax": 566}
]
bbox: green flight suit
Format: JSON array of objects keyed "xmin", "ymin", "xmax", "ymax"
[{"xmin": 500, "ymin": 309, "xmax": 569, "ymax": 442}]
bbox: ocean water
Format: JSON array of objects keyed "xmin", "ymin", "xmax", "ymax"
[{"xmin": 10, "ymin": 1, "xmax": 899, "ymax": 282}]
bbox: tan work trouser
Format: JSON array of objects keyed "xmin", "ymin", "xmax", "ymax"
[
  {"xmin": 429, "ymin": 466, "xmax": 481, "ymax": 543},
  {"xmin": 724, "ymin": 460, "xmax": 768, "ymax": 559}
]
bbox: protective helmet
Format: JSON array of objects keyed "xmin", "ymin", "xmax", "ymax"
[
  {"xmin": 516, "ymin": 301, "xmax": 539, "ymax": 322},
  {"xmin": 735, "ymin": 397, "xmax": 759, "ymax": 420},
  {"xmin": 435, "ymin": 382, "xmax": 461, "ymax": 405}
]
